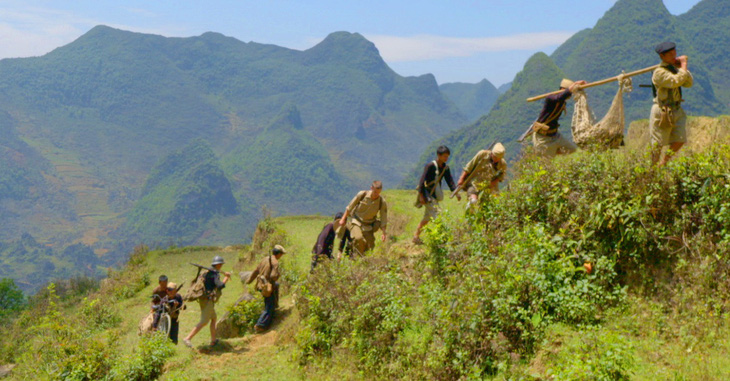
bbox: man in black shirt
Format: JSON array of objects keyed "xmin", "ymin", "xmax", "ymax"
[
  {"xmin": 413, "ymin": 145, "xmax": 459, "ymax": 244},
  {"xmin": 532, "ymin": 78, "xmax": 587, "ymax": 157}
]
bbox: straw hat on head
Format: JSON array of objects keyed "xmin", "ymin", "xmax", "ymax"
[
  {"xmin": 560, "ymin": 78, "xmax": 574, "ymax": 89},
  {"xmin": 492, "ymin": 143, "xmax": 506, "ymax": 160}
]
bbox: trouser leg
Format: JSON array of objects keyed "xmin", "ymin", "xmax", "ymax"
[
  {"xmin": 256, "ymin": 293, "xmax": 277, "ymax": 329},
  {"xmin": 363, "ymin": 229, "xmax": 375, "ymax": 252},
  {"xmin": 350, "ymin": 224, "xmax": 367, "ymax": 256},
  {"xmin": 152, "ymin": 310, "xmax": 161, "ymax": 329},
  {"xmin": 169, "ymin": 318, "xmax": 179, "ymax": 344}
]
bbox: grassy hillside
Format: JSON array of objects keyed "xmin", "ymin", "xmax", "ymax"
[{"xmin": 2, "ymin": 121, "xmax": 728, "ymax": 379}]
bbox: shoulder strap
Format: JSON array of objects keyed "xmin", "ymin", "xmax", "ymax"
[
  {"xmin": 652, "ymin": 65, "xmax": 682, "ymax": 99},
  {"xmin": 424, "ymin": 161, "xmax": 448, "ymax": 196}
]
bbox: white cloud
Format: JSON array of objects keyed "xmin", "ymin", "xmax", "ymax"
[{"xmin": 365, "ymin": 32, "xmax": 575, "ymax": 62}]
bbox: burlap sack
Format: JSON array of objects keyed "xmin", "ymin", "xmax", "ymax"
[{"xmin": 138, "ymin": 312, "xmax": 155, "ymax": 336}]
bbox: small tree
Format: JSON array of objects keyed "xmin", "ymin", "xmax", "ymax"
[{"xmin": 0, "ymin": 278, "xmax": 26, "ymax": 319}]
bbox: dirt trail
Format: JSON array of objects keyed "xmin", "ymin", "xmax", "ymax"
[{"xmin": 180, "ymin": 296, "xmax": 296, "ymax": 377}]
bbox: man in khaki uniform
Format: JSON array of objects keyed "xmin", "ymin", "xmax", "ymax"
[
  {"xmin": 532, "ymin": 79, "xmax": 587, "ymax": 157},
  {"xmin": 457, "ymin": 143, "xmax": 507, "ymax": 208},
  {"xmin": 339, "ymin": 181, "xmax": 388, "ymax": 256},
  {"xmin": 247, "ymin": 244, "xmax": 286, "ymax": 332},
  {"xmin": 650, "ymin": 41, "xmax": 693, "ymax": 166}
]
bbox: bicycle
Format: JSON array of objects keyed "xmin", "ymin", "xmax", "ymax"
[{"xmin": 152, "ymin": 295, "xmax": 179, "ymax": 336}]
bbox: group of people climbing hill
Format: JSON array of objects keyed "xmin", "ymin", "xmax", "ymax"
[{"xmin": 146, "ymin": 40, "xmax": 693, "ymax": 349}]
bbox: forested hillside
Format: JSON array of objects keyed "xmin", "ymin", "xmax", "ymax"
[{"xmin": 0, "ymin": 26, "xmax": 467, "ymax": 287}]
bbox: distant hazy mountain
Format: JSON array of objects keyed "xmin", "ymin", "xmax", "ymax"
[
  {"xmin": 439, "ymin": 79, "xmax": 500, "ymax": 122},
  {"xmin": 497, "ymin": 82, "xmax": 512, "ymax": 94}
]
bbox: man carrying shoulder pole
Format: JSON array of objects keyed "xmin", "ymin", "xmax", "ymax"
[{"xmin": 650, "ymin": 41, "xmax": 693, "ymax": 166}]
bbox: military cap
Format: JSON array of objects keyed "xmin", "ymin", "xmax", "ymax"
[
  {"xmin": 560, "ymin": 78, "xmax": 574, "ymax": 89},
  {"xmin": 655, "ymin": 42, "xmax": 676, "ymax": 55},
  {"xmin": 211, "ymin": 255, "xmax": 225, "ymax": 266},
  {"xmin": 273, "ymin": 244, "xmax": 287, "ymax": 255},
  {"xmin": 492, "ymin": 143, "xmax": 506, "ymax": 160}
]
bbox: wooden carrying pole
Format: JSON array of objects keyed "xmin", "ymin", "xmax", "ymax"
[{"xmin": 526, "ymin": 64, "xmax": 660, "ymax": 102}]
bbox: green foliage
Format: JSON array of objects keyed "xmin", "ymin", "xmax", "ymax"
[
  {"xmin": 0, "ymin": 278, "xmax": 25, "ymax": 321},
  {"xmin": 299, "ymin": 144, "xmax": 730, "ymax": 379},
  {"xmin": 108, "ymin": 245, "xmax": 151, "ymax": 300},
  {"xmin": 80, "ymin": 297, "xmax": 122, "ymax": 331},
  {"xmin": 107, "ymin": 332, "xmax": 176, "ymax": 381},
  {"xmin": 0, "ymin": 233, "xmax": 103, "ymax": 294},
  {"xmin": 14, "ymin": 283, "xmax": 119, "ymax": 380},
  {"xmin": 227, "ymin": 294, "xmax": 263, "ymax": 334},
  {"xmin": 543, "ymin": 326, "xmax": 634, "ymax": 381}
]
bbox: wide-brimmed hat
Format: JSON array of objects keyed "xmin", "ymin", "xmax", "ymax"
[
  {"xmin": 273, "ymin": 244, "xmax": 287, "ymax": 255},
  {"xmin": 492, "ymin": 143, "xmax": 506, "ymax": 160}
]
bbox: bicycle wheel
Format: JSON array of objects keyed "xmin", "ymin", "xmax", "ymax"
[{"xmin": 158, "ymin": 313, "xmax": 171, "ymax": 335}]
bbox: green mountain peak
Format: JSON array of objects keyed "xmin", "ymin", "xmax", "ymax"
[{"xmin": 267, "ymin": 104, "xmax": 304, "ymax": 131}]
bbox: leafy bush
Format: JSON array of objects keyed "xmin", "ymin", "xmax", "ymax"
[
  {"xmin": 80, "ymin": 297, "xmax": 122, "ymax": 331},
  {"xmin": 544, "ymin": 326, "xmax": 634, "ymax": 381},
  {"xmin": 14, "ymin": 283, "xmax": 119, "ymax": 380},
  {"xmin": 227, "ymin": 294, "xmax": 263, "ymax": 335},
  {"xmin": 296, "ymin": 145, "xmax": 730, "ymax": 379},
  {"xmin": 0, "ymin": 278, "xmax": 25, "ymax": 321},
  {"xmin": 108, "ymin": 332, "xmax": 175, "ymax": 381}
]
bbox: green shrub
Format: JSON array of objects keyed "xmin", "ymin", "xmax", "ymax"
[
  {"xmin": 296, "ymin": 145, "xmax": 730, "ymax": 379},
  {"xmin": 108, "ymin": 332, "xmax": 175, "ymax": 381},
  {"xmin": 227, "ymin": 294, "xmax": 263, "ymax": 335},
  {"xmin": 544, "ymin": 326, "xmax": 634, "ymax": 381},
  {"xmin": 14, "ymin": 283, "xmax": 119, "ymax": 380},
  {"xmin": 80, "ymin": 297, "xmax": 122, "ymax": 331}
]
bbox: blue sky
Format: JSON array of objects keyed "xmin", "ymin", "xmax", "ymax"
[{"xmin": 0, "ymin": 0, "xmax": 701, "ymax": 86}]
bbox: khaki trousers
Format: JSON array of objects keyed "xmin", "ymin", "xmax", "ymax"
[
  {"xmin": 350, "ymin": 220, "xmax": 381, "ymax": 256},
  {"xmin": 533, "ymin": 132, "xmax": 577, "ymax": 157}
]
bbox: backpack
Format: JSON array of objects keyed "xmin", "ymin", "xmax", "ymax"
[{"xmin": 183, "ymin": 268, "xmax": 208, "ymax": 302}]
